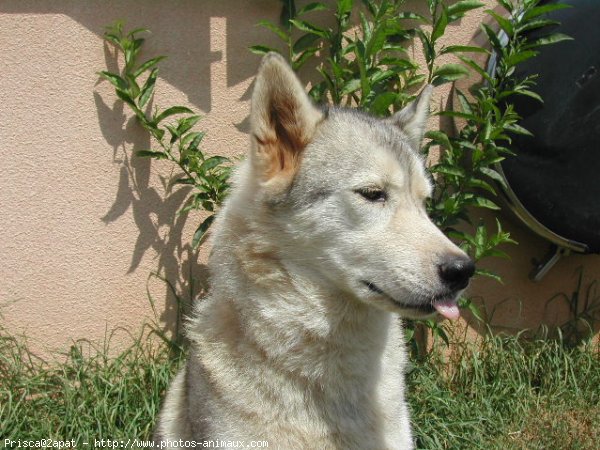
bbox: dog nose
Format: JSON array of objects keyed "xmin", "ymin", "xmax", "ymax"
[{"xmin": 438, "ymin": 256, "xmax": 475, "ymax": 291}]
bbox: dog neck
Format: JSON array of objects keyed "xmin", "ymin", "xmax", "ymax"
[{"xmin": 203, "ymin": 215, "xmax": 395, "ymax": 384}]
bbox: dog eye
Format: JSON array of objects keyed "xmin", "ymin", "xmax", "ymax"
[{"xmin": 356, "ymin": 187, "xmax": 387, "ymax": 203}]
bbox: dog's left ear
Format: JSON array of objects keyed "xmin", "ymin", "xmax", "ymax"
[
  {"xmin": 250, "ymin": 53, "xmax": 324, "ymax": 185},
  {"xmin": 387, "ymin": 85, "xmax": 433, "ymax": 151}
]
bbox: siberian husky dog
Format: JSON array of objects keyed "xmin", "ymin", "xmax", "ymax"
[{"xmin": 154, "ymin": 53, "xmax": 474, "ymax": 449}]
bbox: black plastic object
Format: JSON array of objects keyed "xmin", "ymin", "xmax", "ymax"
[{"xmin": 498, "ymin": 0, "xmax": 600, "ymax": 252}]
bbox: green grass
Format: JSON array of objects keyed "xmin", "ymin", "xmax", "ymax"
[
  {"xmin": 0, "ymin": 327, "xmax": 183, "ymax": 442},
  {"xmin": 1, "ymin": 325, "xmax": 598, "ymax": 448},
  {"xmin": 407, "ymin": 330, "xmax": 600, "ymax": 449}
]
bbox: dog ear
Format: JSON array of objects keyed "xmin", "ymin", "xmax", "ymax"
[
  {"xmin": 250, "ymin": 53, "xmax": 324, "ymax": 184},
  {"xmin": 387, "ymin": 85, "xmax": 433, "ymax": 150}
]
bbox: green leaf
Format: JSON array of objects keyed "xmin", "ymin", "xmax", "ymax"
[
  {"xmin": 379, "ymin": 57, "xmax": 418, "ymax": 71},
  {"xmin": 481, "ymin": 24, "xmax": 503, "ymax": 52},
  {"xmin": 526, "ymin": 33, "xmax": 573, "ymax": 49},
  {"xmin": 173, "ymin": 177, "xmax": 195, "ymax": 185},
  {"xmin": 297, "ymin": 2, "xmax": 328, "ymax": 16},
  {"xmin": 474, "ymin": 223, "xmax": 487, "ymax": 248},
  {"xmin": 124, "ymin": 73, "xmax": 140, "ymax": 98},
  {"xmin": 486, "ymin": 10, "xmax": 513, "ymax": 36},
  {"xmin": 308, "ymin": 81, "xmax": 328, "ymax": 102},
  {"xmin": 505, "ymin": 50, "xmax": 539, "ymax": 67},
  {"xmin": 466, "ymin": 178, "xmax": 496, "ymax": 195},
  {"xmin": 154, "ymin": 106, "xmax": 194, "ymax": 124},
  {"xmin": 447, "ymin": 0, "xmax": 484, "ymax": 20},
  {"xmin": 472, "ymin": 196, "xmax": 500, "ymax": 210},
  {"xmin": 138, "ymin": 68, "xmax": 158, "ymax": 108},
  {"xmin": 131, "ymin": 36, "xmax": 145, "ymax": 49},
  {"xmin": 432, "ymin": 63, "xmax": 469, "ymax": 86},
  {"xmin": 396, "ymin": 11, "xmax": 429, "ymax": 23},
  {"xmin": 523, "ymin": 3, "xmax": 572, "ymax": 21},
  {"xmin": 115, "ymin": 89, "xmax": 138, "ymax": 111},
  {"xmin": 337, "ymin": 0, "xmax": 353, "ymax": 17},
  {"xmin": 133, "ymin": 56, "xmax": 166, "ymax": 78},
  {"xmin": 248, "ymin": 45, "xmax": 279, "ymax": 56},
  {"xmin": 176, "ymin": 115, "xmax": 201, "ymax": 138},
  {"xmin": 516, "ymin": 18, "xmax": 559, "ymax": 33},
  {"xmin": 257, "ymin": 20, "xmax": 289, "ymax": 41},
  {"xmin": 184, "ymin": 131, "xmax": 206, "ymax": 151},
  {"xmin": 441, "ymin": 45, "xmax": 489, "ymax": 55},
  {"xmin": 366, "ymin": 23, "xmax": 388, "ymax": 59},
  {"xmin": 416, "ymin": 29, "xmax": 434, "ymax": 64},
  {"xmin": 475, "ymin": 268, "xmax": 503, "ymax": 283},
  {"xmin": 517, "ymin": 89, "xmax": 543, "ymax": 103},
  {"xmin": 406, "ymin": 73, "xmax": 427, "ymax": 87},
  {"xmin": 103, "ymin": 32, "xmax": 123, "ymax": 49},
  {"xmin": 457, "ymin": 55, "xmax": 492, "ymax": 83},
  {"xmin": 370, "ymin": 92, "xmax": 397, "ymax": 116},
  {"xmin": 505, "ymin": 123, "xmax": 533, "ymax": 136},
  {"xmin": 292, "ymin": 47, "xmax": 318, "ymax": 70},
  {"xmin": 425, "ymin": 130, "xmax": 452, "ymax": 149},
  {"xmin": 135, "ymin": 150, "xmax": 168, "ymax": 159},
  {"xmin": 455, "ymin": 89, "xmax": 473, "ymax": 115},
  {"xmin": 430, "ymin": 164, "xmax": 465, "ymax": 177},
  {"xmin": 354, "ymin": 40, "xmax": 370, "ymax": 100},
  {"xmin": 192, "ymin": 215, "xmax": 216, "ymax": 249},
  {"xmin": 165, "ymin": 124, "xmax": 179, "ymax": 143},
  {"xmin": 98, "ymin": 71, "xmax": 128, "ymax": 91},
  {"xmin": 431, "ymin": 6, "xmax": 448, "ymax": 43},
  {"xmin": 289, "ymin": 19, "xmax": 329, "ymax": 38},
  {"xmin": 198, "ymin": 156, "xmax": 230, "ymax": 174},
  {"xmin": 479, "ymin": 167, "xmax": 507, "ymax": 189},
  {"xmin": 340, "ymin": 78, "xmax": 361, "ymax": 96},
  {"xmin": 150, "ymin": 127, "xmax": 165, "ymax": 141},
  {"xmin": 293, "ymin": 33, "xmax": 320, "ymax": 53},
  {"xmin": 369, "ymin": 69, "xmax": 395, "ymax": 85},
  {"xmin": 127, "ymin": 27, "xmax": 149, "ymax": 38},
  {"xmin": 434, "ymin": 64, "xmax": 470, "ymax": 78}
]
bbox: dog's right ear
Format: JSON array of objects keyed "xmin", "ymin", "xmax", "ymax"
[
  {"xmin": 250, "ymin": 53, "xmax": 324, "ymax": 187},
  {"xmin": 386, "ymin": 85, "xmax": 433, "ymax": 151}
]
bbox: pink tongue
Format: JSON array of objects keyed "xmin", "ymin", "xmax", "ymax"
[{"xmin": 434, "ymin": 301, "xmax": 460, "ymax": 320}]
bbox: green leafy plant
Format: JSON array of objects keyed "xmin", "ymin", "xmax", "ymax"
[
  {"xmin": 251, "ymin": 0, "xmax": 427, "ymax": 113},
  {"xmin": 417, "ymin": 0, "xmax": 570, "ymax": 346},
  {"xmin": 425, "ymin": 0, "xmax": 572, "ymax": 272},
  {"xmin": 252, "ymin": 0, "xmax": 569, "ymax": 349},
  {"xmin": 99, "ymin": 22, "xmax": 232, "ymax": 248},
  {"xmin": 415, "ymin": 0, "xmax": 486, "ymax": 86}
]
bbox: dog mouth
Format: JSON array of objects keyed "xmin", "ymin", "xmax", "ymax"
[{"xmin": 360, "ymin": 280, "xmax": 460, "ymax": 320}]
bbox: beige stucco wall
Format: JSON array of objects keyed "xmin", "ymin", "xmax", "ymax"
[{"xmin": 1, "ymin": 0, "xmax": 599, "ymax": 355}]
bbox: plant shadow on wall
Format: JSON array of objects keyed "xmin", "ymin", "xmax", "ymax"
[
  {"xmin": 543, "ymin": 268, "xmax": 600, "ymax": 347},
  {"xmin": 95, "ymin": 22, "xmax": 232, "ymax": 342},
  {"xmin": 93, "ymin": 0, "xmax": 572, "ymax": 349}
]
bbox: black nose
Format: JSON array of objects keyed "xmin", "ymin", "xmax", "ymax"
[{"xmin": 438, "ymin": 256, "xmax": 475, "ymax": 291}]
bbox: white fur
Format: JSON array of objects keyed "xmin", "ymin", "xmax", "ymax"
[{"xmin": 154, "ymin": 53, "xmax": 469, "ymax": 449}]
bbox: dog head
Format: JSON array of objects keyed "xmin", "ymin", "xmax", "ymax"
[{"xmin": 245, "ymin": 53, "xmax": 474, "ymax": 320}]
